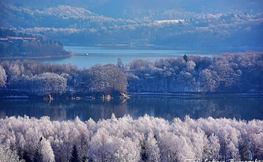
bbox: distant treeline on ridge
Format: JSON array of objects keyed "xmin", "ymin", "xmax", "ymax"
[{"xmin": 0, "ymin": 51, "xmax": 262, "ymax": 98}]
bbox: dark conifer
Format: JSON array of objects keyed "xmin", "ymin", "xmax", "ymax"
[
  {"xmin": 33, "ymin": 137, "xmax": 43, "ymax": 162},
  {"xmin": 140, "ymin": 141, "xmax": 147, "ymax": 161},
  {"xmin": 23, "ymin": 151, "xmax": 32, "ymax": 162},
  {"xmin": 183, "ymin": 54, "xmax": 188, "ymax": 62},
  {"xmin": 70, "ymin": 145, "xmax": 80, "ymax": 162},
  {"xmin": 33, "ymin": 146, "xmax": 40, "ymax": 162}
]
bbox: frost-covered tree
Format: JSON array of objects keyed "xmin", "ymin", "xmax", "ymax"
[
  {"xmin": 200, "ymin": 69, "xmax": 218, "ymax": 92},
  {"xmin": 0, "ymin": 144, "xmax": 24, "ymax": 162},
  {"xmin": 0, "ymin": 65, "xmax": 7, "ymax": 87},
  {"xmin": 39, "ymin": 138, "xmax": 55, "ymax": 162},
  {"xmin": 145, "ymin": 131, "xmax": 160, "ymax": 162},
  {"xmin": 8, "ymin": 64, "xmax": 21, "ymax": 79},
  {"xmin": 103, "ymin": 64, "xmax": 128, "ymax": 94},
  {"xmin": 28, "ymin": 72, "xmax": 67, "ymax": 95},
  {"xmin": 82, "ymin": 64, "xmax": 104, "ymax": 92},
  {"xmin": 203, "ymin": 134, "xmax": 220, "ymax": 160}
]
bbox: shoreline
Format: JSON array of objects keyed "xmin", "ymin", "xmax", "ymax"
[
  {"xmin": 1, "ymin": 91, "xmax": 263, "ymax": 100},
  {"xmin": 127, "ymin": 92, "xmax": 263, "ymax": 97}
]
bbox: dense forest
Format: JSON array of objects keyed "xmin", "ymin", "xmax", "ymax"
[
  {"xmin": 0, "ymin": 51, "xmax": 262, "ymax": 98},
  {"xmin": 0, "ymin": 28, "xmax": 70, "ymax": 57},
  {"xmin": 0, "ymin": 115, "xmax": 263, "ymax": 161}
]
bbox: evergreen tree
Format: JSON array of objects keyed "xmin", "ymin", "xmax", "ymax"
[
  {"xmin": 33, "ymin": 137, "xmax": 42, "ymax": 162},
  {"xmin": 117, "ymin": 58, "xmax": 123, "ymax": 70},
  {"xmin": 70, "ymin": 145, "xmax": 80, "ymax": 162},
  {"xmin": 140, "ymin": 141, "xmax": 147, "ymax": 161},
  {"xmin": 23, "ymin": 151, "xmax": 32, "ymax": 162},
  {"xmin": 183, "ymin": 54, "xmax": 188, "ymax": 62}
]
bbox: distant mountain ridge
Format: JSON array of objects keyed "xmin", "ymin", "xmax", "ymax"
[
  {"xmin": 2, "ymin": 0, "xmax": 263, "ymax": 20},
  {"xmin": 1, "ymin": 0, "xmax": 262, "ymax": 47}
]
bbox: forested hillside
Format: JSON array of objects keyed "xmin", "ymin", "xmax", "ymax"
[
  {"xmin": 0, "ymin": 28, "xmax": 70, "ymax": 57},
  {"xmin": 1, "ymin": 1, "xmax": 262, "ymax": 47},
  {"xmin": 0, "ymin": 115, "xmax": 262, "ymax": 161},
  {"xmin": 0, "ymin": 51, "xmax": 262, "ymax": 98}
]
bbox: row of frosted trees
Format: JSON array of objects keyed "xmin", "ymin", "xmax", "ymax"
[
  {"xmin": 0, "ymin": 51, "xmax": 262, "ymax": 96},
  {"xmin": 123, "ymin": 51, "xmax": 263, "ymax": 93},
  {"xmin": 0, "ymin": 115, "xmax": 263, "ymax": 161}
]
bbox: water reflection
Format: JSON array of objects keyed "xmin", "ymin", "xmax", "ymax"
[
  {"xmin": 0, "ymin": 99, "xmax": 127, "ymax": 121},
  {"xmin": 0, "ymin": 96, "xmax": 262, "ymax": 121},
  {"xmin": 127, "ymin": 96, "xmax": 263, "ymax": 121}
]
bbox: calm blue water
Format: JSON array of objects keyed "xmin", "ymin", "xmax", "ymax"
[
  {"xmin": 2, "ymin": 46, "xmax": 262, "ymax": 69},
  {"xmin": 50, "ymin": 46, "xmax": 214, "ymax": 69},
  {"xmin": 0, "ymin": 96, "xmax": 262, "ymax": 121},
  {"xmin": 44, "ymin": 46, "xmax": 263, "ymax": 69}
]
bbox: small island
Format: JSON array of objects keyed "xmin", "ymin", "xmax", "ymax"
[{"xmin": 0, "ymin": 28, "xmax": 71, "ymax": 58}]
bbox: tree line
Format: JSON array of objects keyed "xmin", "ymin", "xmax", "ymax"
[
  {"xmin": 0, "ymin": 51, "xmax": 262, "ymax": 98},
  {"xmin": 0, "ymin": 115, "xmax": 262, "ymax": 161},
  {"xmin": 0, "ymin": 60, "xmax": 128, "ymax": 98},
  {"xmin": 124, "ymin": 51, "xmax": 263, "ymax": 93}
]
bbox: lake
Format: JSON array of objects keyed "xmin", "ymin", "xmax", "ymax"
[
  {"xmin": 40, "ymin": 46, "xmax": 214, "ymax": 69},
  {"xmin": 1, "ymin": 96, "xmax": 262, "ymax": 122},
  {"xmin": 4, "ymin": 46, "xmax": 260, "ymax": 69},
  {"xmin": 1, "ymin": 46, "xmax": 262, "ymax": 122}
]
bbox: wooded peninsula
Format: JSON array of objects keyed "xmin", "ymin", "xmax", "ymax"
[{"xmin": 0, "ymin": 28, "xmax": 71, "ymax": 58}]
